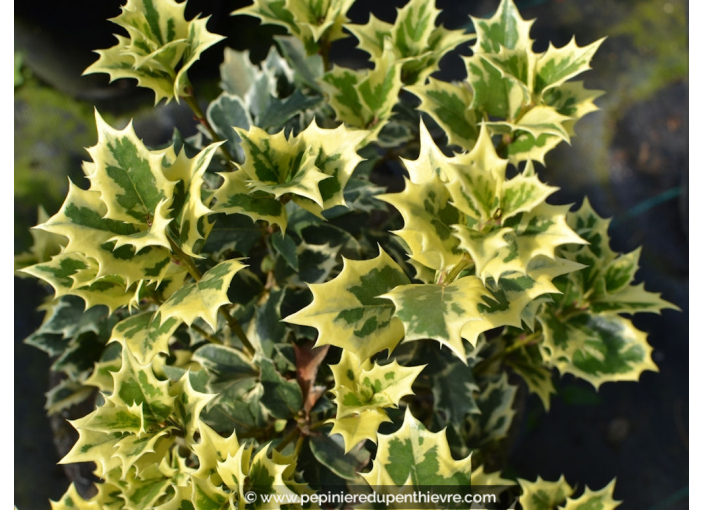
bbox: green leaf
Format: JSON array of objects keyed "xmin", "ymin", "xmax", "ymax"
[
  {"xmin": 272, "ymin": 232, "xmax": 299, "ymax": 271},
  {"xmin": 383, "ymin": 277, "xmax": 489, "ymax": 360},
  {"xmin": 507, "ymin": 345, "xmax": 556, "ymax": 411},
  {"xmin": 320, "ymin": 39, "xmax": 403, "ymax": 138},
  {"xmin": 258, "ymin": 358, "xmax": 303, "ymax": 419},
  {"xmin": 45, "ymin": 379, "xmax": 94, "ymax": 416},
  {"xmin": 329, "ymin": 350, "xmax": 424, "ymax": 424},
  {"xmin": 193, "ymin": 344, "xmax": 259, "ymax": 392},
  {"xmin": 206, "ymin": 92, "xmax": 251, "ymax": 162},
  {"xmin": 111, "ymin": 312, "xmax": 181, "ymax": 364},
  {"xmin": 560, "ymin": 479, "xmax": 621, "ymax": 510},
  {"xmin": 283, "ymin": 248, "xmax": 409, "ymax": 361},
  {"xmin": 159, "ymin": 259, "xmax": 246, "ymax": 330},
  {"xmin": 309, "ymin": 434, "xmax": 369, "ymax": 481},
  {"xmin": 406, "ymin": 78, "xmax": 478, "ymax": 150},
  {"xmin": 518, "ymin": 475, "xmax": 574, "ymax": 510},
  {"xmin": 539, "ymin": 313, "xmax": 658, "ymax": 390},
  {"xmin": 362, "ymin": 408, "xmax": 473, "ymax": 487},
  {"xmin": 466, "ymin": 373, "xmax": 517, "ymax": 445},
  {"xmin": 534, "ymin": 37, "xmax": 605, "ymax": 96},
  {"xmin": 38, "ymin": 182, "xmax": 174, "ymax": 287},
  {"xmin": 213, "ymin": 170, "xmax": 289, "ymax": 231},
  {"xmin": 379, "ymin": 174, "xmax": 463, "ymax": 272},
  {"xmin": 84, "ymin": 0, "xmax": 224, "ymax": 103},
  {"xmin": 471, "ymin": 0, "xmax": 534, "ymax": 54},
  {"xmin": 275, "ymin": 35, "xmax": 324, "ymax": 91}
]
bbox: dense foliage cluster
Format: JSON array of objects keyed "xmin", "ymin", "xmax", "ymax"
[{"xmin": 16, "ymin": 0, "xmax": 677, "ymax": 508}]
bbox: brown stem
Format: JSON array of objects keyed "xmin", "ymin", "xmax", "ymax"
[{"xmin": 181, "ymin": 87, "xmax": 237, "ymax": 169}]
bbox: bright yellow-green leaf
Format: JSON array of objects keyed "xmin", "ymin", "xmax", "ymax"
[
  {"xmin": 14, "ymin": 206, "xmax": 66, "ymax": 272},
  {"xmin": 162, "ymin": 142, "xmax": 223, "ymax": 258},
  {"xmin": 111, "ymin": 311, "xmax": 181, "ymax": 364},
  {"xmin": 560, "ymin": 479, "xmax": 621, "ymax": 510},
  {"xmin": 399, "ymin": 119, "xmax": 454, "ymax": 184},
  {"xmin": 192, "ymin": 421, "xmax": 239, "ymax": 479},
  {"xmin": 535, "ymin": 37, "xmax": 605, "ymax": 96},
  {"xmin": 328, "ymin": 408, "xmax": 392, "ymax": 453},
  {"xmin": 45, "ymin": 379, "xmax": 94, "ymax": 416},
  {"xmin": 84, "ymin": 357, "xmax": 122, "ymax": 393},
  {"xmin": 320, "ymin": 39, "xmax": 403, "ymax": 139},
  {"xmin": 383, "ymin": 276, "xmax": 489, "ymax": 360},
  {"xmin": 362, "ymin": 408, "xmax": 473, "ymax": 487},
  {"xmin": 50, "ymin": 483, "xmax": 101, "ymax": 510},
  {"xmin": 169, "ymin": 372, "xmax": 217, "ymax": 446},
  {"xmin": 539, "ymin": 313, "xmax": 658, "ymax": 390},
  {"xmin": 84, "ymin": 0, "xmax": 225, "ymax": 104},
  {"xmin": 159, "ymin": 259, "xmax": 246, "ymax": 330},
  {"xmin": 234, "ymin": 0, "xmax": 353, "ymax": 54},
  {"xmin": 406, "ymin": 78, "xmax": 478, "ymax": 150},
  {"xmin": 37, "ymin": 183, "xmax": 173, "ymax": 287},
  {"xmin": 213, "ymin": 170, "xmax": 289, "ymax": 231},
  {"xmin": 472, "ymin": 0, "xmax": 534, "ymax": 55},
  {"xmin": 507, "ymin": 346, "xmax": 556, "ymax": 411},
  {"xmin": 330, "ymin": 350, "xmax": 424, "ymax": 420},
  {"xmin": 283, "ymin": 248, "xmax": 409, "ymax": 361},
  {"xmin": 519, "ymin": 475, "xmax": 574, "ymax": 510},
  {"xmin": 379, "ymin": 174, "xmax": 463, "ymax": 272}
]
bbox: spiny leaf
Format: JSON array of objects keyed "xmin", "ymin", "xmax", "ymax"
[
  {"xmin": 283, "ymin": 248, "xmax": 409, "ymax": 361},
  {"xmin": 379, "ymin": 174, "xmax": 463, "ymax": 272},
  {"xmin": 320, "ymin": 39, "xmax": 403, "ymax": 139},
  {"xmin": 362, "ymin": 408, "xmax": 473, "ymax": 487},
  {"xmin": 382, "ymin": 277, "xmax": 489, "ymax": 361},
  {"xmin": 84, "ymin": 0, "xmax": 224, "ymax": 104},
  {"xmin": 37, "ymin": 183, "xmax": 173, "ymax": 287},
  {"xmin": 110, "ymin": 312, "xmax": 181, "ymax": 364},
  {"xmin": 560, "ymin": 479, "xmax": 621, "ymax": 510},
  {"xmin": 466, "ymin": 373, "xmax": 517, "ymax": 445},
  {"xmin": 329, "ymin": 408, "xmax": 392, "ymax": 453},
  {"xmin": 406, "ymin": 78, "xmax": 478, "ymax": 150},
  {"xmin": 159, "ymin": 259, "xmax": 246, "ymax": 330},
  {"xmin": 518, "ymin": 475, "xmax": 574, "ymax": 510},
  {"xmin": 538, "ymin": 313, "xmax": 658, "ymax": 390},
  {"xmin": 330, "ymin": 350, "xmax": 424, "ymax": 421}
]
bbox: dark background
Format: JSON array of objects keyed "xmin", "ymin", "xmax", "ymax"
[{"xmin": 15, "ymin": 0, "xmax": 688, "ymax": 508}]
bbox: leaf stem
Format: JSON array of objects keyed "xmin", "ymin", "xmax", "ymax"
[
  {"xmin": 319, "ymin": 37, "xmax": 332, "ymax": 72},
  {"xmin": 181, "ymin": 85, "xmax": 237, "ymax": 169},
  {"xmin": 442, "ymin": 255, "xmax": 472, "ymax": 285},
  {"xmin": 276, "ymin": 426, "xmax": 301, "ymax": 452},
  {"xmin": 190, "ymin": 323, "xmax": 223, "ymax": 345},
  {"xmin": 168, "ymin": 235, "xmax": 255, "ymax": 357}
]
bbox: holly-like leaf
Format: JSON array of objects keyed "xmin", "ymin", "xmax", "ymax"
[
  {"xmin": 362, "ymin": 408, "xmax": 473, "ymax": 487},
  {"xmin": 213, "ymin": 170, "xmax": 289, "ymax": 231},
  {"xmin": 382, "ymin": 277, "xmax": 489, "ymax": 360},
  {"xmin": 192, "ymin": 421, "xmax": 240, "ymax": 479},
  {"xmin": 539, "ymin": 313, "xmax": 658, "ymax": 389},
  {"xmin": 50, "ymin": 483, "xmax": 101, "ymax": 510},
  {"xmin": 309, "ymin": 433, "xmax": 369, "ymax": 481},
  {"xmin": 507, "ymin": 344, "xmax": 555, "ymax": 411},
  {"xmin": 14, "ymin": 206, "xmax": 66, "ymax": 272},
  {"xmin": 466, "ymin": 373, "xmax": 517, "ymax": 445},
  {"xmin": 275, "ymin": 35, "xmax": 324, "ymax": 91},
  {"xmin": 110, "ymin": 312, "xmax": 181, "ymax": 364},
  {"xmin": 169, "ymin": 371, "xmax": 217, "ymax": 445},
  {"xmin": 348, "ymin": 0, "xmax": 473, "ymax": 85},
  {"xmin": 406, "ymin": 78, "xmax": 478, "ymax": 150},
  {"xmin": 560, "ymin": 479, "xmax": 621, "ymax": 510},
  {"xmin": 45, "ymin": 379, "xmax": 94, "ymax": 416},
  {"xmin": 159, "ymin": 259, "xmax": 246, "ymax": 330},
  {"xmin": 518, "ymin": 475, "xmax": 574, "ymax": 510},
  {"xmin": 258, "ymin": 357, "xmax": 303, "ymax": 420},
  {"xmin": 329, "ymin": 408, "xmax": 392, "ymax": 453},
  {"xmin": 234, "ymin": 0, "xmax": 354, "ymax": 55},
  {"xmin": 84, "ymin": 0, "xmax": 225, "ymax": 104},
  {"xmin": 283, "ymin": 248, "xmax": 409, "ymax": 361},
  {"xmin": 379, "ymin": 174, "xmax": 463, "ymax": 273},
  {"xmin": 534, "ymin": 37, "xmax": 605, "ymax": 96},
  {"xmin": 330, "ymin": 350, "xmax": 424, "ymax": 421},
  {"xmin": 320, "ymin": 39, "xmax": 403, "ymax": 138}
]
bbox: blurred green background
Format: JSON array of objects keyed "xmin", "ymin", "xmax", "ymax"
[{"xmin": 15, "ymin": 0, "xmax": 688, "ymax": 508}]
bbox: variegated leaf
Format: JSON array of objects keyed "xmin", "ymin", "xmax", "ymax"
[
  {"xmin": 362, "ymin": 408, "xmax": 473, "ymax": 487},
  {"xmin": 37, "ymin": 183, "xmax": 173, "ymax": 286},
  {"xmin": 84, "ymin": 0, "xmax": 224, "ymax": 103},
  {"xmin": 159, "ymin": 259, "xmax": 246, "ymax": 330},
  {"xmin": 320, "ymin": 39, "xmax": 403, "ymax": 139},
  {"xmin": 283, "ymin": 248, "xmax": 409, "ymax": 361},
  {"xmin": 379, "ymin": 174, "xmax": 463, "ymax": 272},
  {"xmin": 518, "ymin": 475, "xmax": 574, "ymax": 510},
  {"xmin": 110, "ymin": 311, "xmax": 181, "ymax": 365},
  {"xmin": 406, "ymin": 78, "xmax": 478, "ymax": 150},
  {"xmin": 382, "ymin": 276, "xmax": 489, "ymax": 360},
  {"xmin": 561, "ymin": 479, "xmax": 621, "ymax": 510},
  {"xmin": 466, "ymin": 373, "xmax": 517, "ymax": 444}
]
